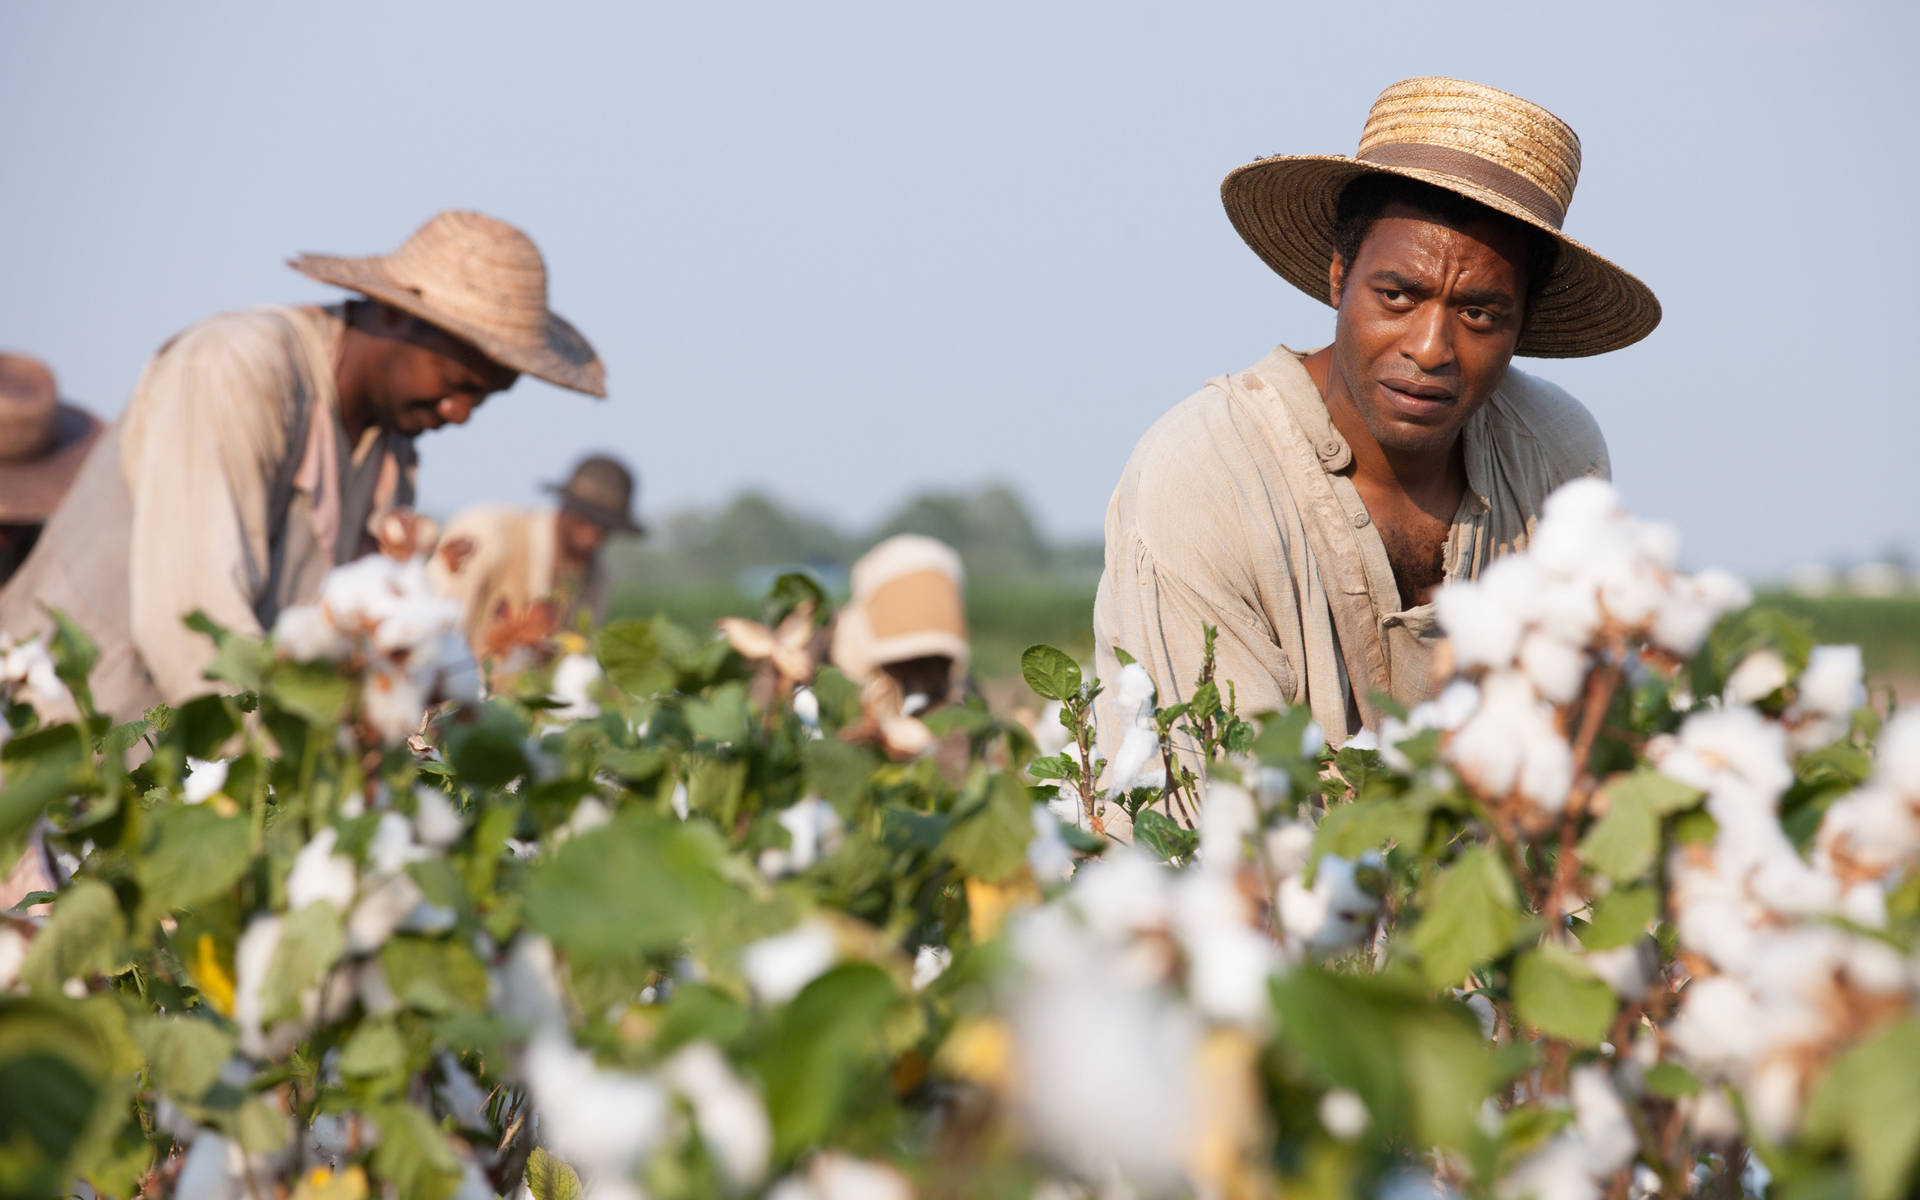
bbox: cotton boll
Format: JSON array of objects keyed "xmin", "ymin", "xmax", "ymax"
[
  {"xmin": 1446, "ymin": 671, "xmax": 1573, "ymax": 812},
  {"xmin": 491, "ymin": 935, "xmax": 567, "ymax": 1037},
  {"xmin": 1583, "ymin": 941, "xmax": 1653, "ymax": 999},
  {"xmin": 1877, "ymin": 711, "xmax": 1920, "ymax": 796},
  {"xmin": 741, "ymin": 920, "xmax": 838, "ymax": 1005},
  {"xmin": 347, "ymin": 873, "xmax": 428, "ymax": 955},
  {"xmin": 1519, "ymin": 631, "xmax": 1589, "ymax": 706},
  {"xmin": 1724, "ymin": 650, "xmax": 1790, "ymax": 706},
  {"xmin": 1667, "ymin": 976, "xmax": 1762, "ymax": 1074},
  {"xmin": 1172, "ymin": 870, "xmax": 1273, "ymax": 1026},
  {"xmin": 1064, "ymin": 850, "xmax": 1170, "ymax": 943},
  {"xmin": 233, "ymin": 916, "xmax": 288, "ymax": 1059},
  {"xmin": 286, "ymin": 828, "xmax": 357, "ymax": 913},
  {"xmin": 775, "ymin": 797, "xmax": 843, "ymax": 873},
  {"xmin": 1263, "ymin": 823, "xmax": 1315, "ymax": 877},
  {"xmin": 1496, "ymin": 1133, "xmax": 1598, "ymax": 1200},
  {"xmin": 1656, "ymin": 707, "xmax": 1794, "ymax": 806},
  {"xmin": 0, "ymin": 926, "xmax": 26, "ymax": 992},
  {"xmin": 432, "ymin": 633, "xmax": 485, "ymax": 707},
  {"xmin": 1795, "ymin": 645, "xmax": 1865, "ymax": 719},
  {"xmin": 1434, "ymin": 577, "xmax": 1523, "ymax": 671},
  {"xmin": 412, "ymin": 787, "xmax": 465, "ymax": 849},
  {"xmin": 175, "ymin": 1133, "xmax": 247, "ymax": 1200},
  {"xmin": 1569, "ymin": 1065, "xmax": 1637, "ymax": 1174},
  {"xmin": 912, "ymin": 945, "xmax": 952, "ymax": 991},
  {"xmin": 1745, "ymin": 1057, "xmax": 1806, "ymax": 1146},
  {"xmin": 807, "ymin": 1154, "xmax": 916, "ymax": 1200},
  {"xmin": 183, "ymin": 757, "xmax": 231, "ymax": 805},
  {"xmin": 1104, "ymin": 724, "xmax": 1161, "ymax": 798},
  {"xmin": 1318, "ymin": 1088, "xmax": 1370, "ymax": 1140},
  {"xmin": 523, "ymin": 1034, "xmax": 668, "ymax": 1179},
  {"xmin": 664, "ymin": 1042, "xmax": 773, "ymax": 1190},
  {"xmin": 1692, "ymin": 568, "xmax": 1753, "ymax": 617},
  {"xmin": 1344, "ymin": 728, "xmax": 1380, "ymax": 752},
  {"xmin": 1635, "ymin": 520, "xmax": 1682, "ymax": 570},
  {"xmin": 548, "ymin": 653, "xmax": 603, "ymax": 721},
  {"xmin": 1027, "ymin": 806, "xmax": 1075, "ymax": 884},
  {"xmin": 1277, "ymin": 855, "xmax": 1380, "ymax": 957},
  {"xmin": 270, "ymin": 604, "xmax": 349, "ymax": 663},
  {"xmin": 1542, "ymin": 477, "xmax": 1624, "ymax": 530},
  {"xmin": 1112, "ymin": 662, "xmax": 1156, "ymax": 726},
  {"xmin": 1197, "ymin": 782, "xmax": 1257, "ymax": 868},
  {"xmin": 366, "ymin": 812, "xmax": 425, "ymax": 878},
  {"xmin": 363, "ymin": 665, "xmax": 428, "ymax": 744}
]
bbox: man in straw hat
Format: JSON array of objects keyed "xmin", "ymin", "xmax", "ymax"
[
  {"xmin": 1094, "ymin": 78, "xmax": 1659, "ymax": 783},
  {"xmin": 0, "ymin": 210, "xmax": 606, "ymax": 721},
  {"xmin": 430, "ymin": 453, "xmax": 644, "ymax": 655},
  {"xmin": 0, "ymin": 353, "xmax": 105, "ymax": 586}
]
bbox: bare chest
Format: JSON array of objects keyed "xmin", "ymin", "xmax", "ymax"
[{"xmin": 1354, "ymin": 486, "xmax": 1458, "ymax": 609}]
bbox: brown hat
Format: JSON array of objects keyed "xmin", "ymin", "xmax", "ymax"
[
  {"xmin": 288, "ymin": 210, "xmax": 607, "ymax": 396},
  {"xmin": 1220, "ymin": 77, "xmax": 1661, "ymax": 358},
  {"xmin": 0, "ymin": 353, "xmax": 105, "ymax": 523},
  {"xmin": 546, "ymin": 454, "xmax": 643, "ymax": 535},
  {"xmin": 830, "ymin": 535, "xmax": 970, "ymax": 687}
]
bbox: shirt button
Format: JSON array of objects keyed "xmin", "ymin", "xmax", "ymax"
[
  {"xmin": 1351, "ymin": 510, "xmax": 1371, "ymax": 528},
  {"xmin": 1320, "ymin": 440, "xmax": 1342, "ymax": 458}
]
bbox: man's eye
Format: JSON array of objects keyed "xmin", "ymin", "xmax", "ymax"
[
  {"xmin": 1462, "ymin": 307, "xmax": 1501, "ymax": 328},
  {"xmin": 1378, "ymin": 289, "xmax": 1410, "ymax": 306}
]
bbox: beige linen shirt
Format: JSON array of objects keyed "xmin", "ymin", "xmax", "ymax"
[
  {"xmin": 428, "ymin": 505, "xmax": 604, "ymax": 651},
  {"xmin": 0, "ymin": 305, "xmax": 415, "ymax": 721},
  {"xmin": 1093, "ymin": 345, "xmax": 1608, "ymax": 771}
]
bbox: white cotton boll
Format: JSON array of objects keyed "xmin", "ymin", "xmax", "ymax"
[
  {"xmin": 347, "ymin": 873, "xmax": 427, "ymax": 955},
  {"xmin": 1583, "ymin": 941, "xmax": 1653, "ymax": 998},
  {"xmin": 233, "ymin": 916, "xmax": 287, "ymax": 1059},
  {"xmin": 1344, "ymin": 728, "xmax": 1380, "ymax": 752},
  {"xmin": 1747, "ymin": 849, "xmax": 1839, "ymax": 919},
  {"xmin": 912, "ymin": 945, "xmax": 951, "ymax": 991},
  {"xmin": 664, "ymin": 1042, "xmax": 773, "ymax": 1190},
  {"xmin": 1197, "ymin": 781, "xmax": 1257, "ymax": 868},
  {"xmin": 741, "ymin": 920, "xmax": 838, "ymax": 1006},
  {"xmin": 1542, "ymin": 477, "xmax": 1624, "ymax": 530},
  {"xmin": 808, "ymin": 1154, "xmax": 916, "ymax": 1200},
  {"xmin": 1570, "ymin": 1065, "xmax": 1638, "ymax": 1175},
  {"xmin": 548, "ymin": 653, "xmax": 603, "ymax": 722},
  {"xmin": 1009, "ymin": 967, "xmax": 1195, "ymax": 1187},
  {"xmin": 183, "ymin": 757, "xmax": 231, "ymax": 805},
  {"xmin": 1253, "ymin": 766, "xmax": 1291, "ymax": 811},
  {"xmin": 1172, "ymin": 870, "xmax": 1272, "ymax": 1025},
  {"xmin": 1112, "ymin": 662, "xmax": 1156, "ymax": 725},
  {"xmin": 1104, "ymin": 724, "xmax": 1161, "ymax": 798},
  {"xmin": 1496, "ymin": 1133, "xmax": 1599, "ymax": 1200},
  {"xmin": 1877, "ymin": 711, "xmax": 1920, "ymax": 796},
  {"xmin": 0, "ymin": 926, "xmax": 27, "ymax": 992},
  {"xmin": 1840, "ymin": 881, "xmax": 1889, "ymax": 928},
  {"xmin": 1318, "ymin": 1088, "xmax": 1370, "ymax": 1140},
  {"xmin": 1724, "ymin": 650, "xmax": 1790, "ymax": 706},
  {"xmin": 1795, "ymin": 645, "xmax": 1865, "ymax": 719},
  {"xmin": 1657, "ymin": 706, "xmax": 1794, "ymax": 805},
  {"xmin": 449, "ymin": 1159, "xmax": 495, "ymax": 1200},
  {"xmin": 1681, "ymin": 1086, "xmax": 1742, "ymax": 1144},
  {"xmin": 287, "ymin": 828, "xmax": 357, "ymax": 913},
  {"xmin": 1745, "ymin": 1057, "xmax": 1806, "ymax": 1146},
  {"xmin": 776, "ymin": 797, "xmax": 843, "ymax": 873},
  {"xmin": 1446, "ymin": 671, "xmax": 1573, "ymax": 811},
  {"xmin": 1519, "ymin": 631, "xmax": 1590, "ymax": 707},
  {"xmin": 1027, "ymin": 806, "xmax": 1075, "ymax": 884},
  {"xmin": 373, "ymin": 594, "xmax": 461, "ymax": 657},
  {"xmin": 363, "ymin": 665, "xmax": 428, "ymax": 744},
  {"xmin": 1693, "ymin": 568, "xmax": 1753, "ymax": 617},
  {"xmin": 791, "ymin": 686, "xmax": 820, "ymax": 731},
  {"xmin": 413, "ymin": 787, "xmax": 465, "ymax": 849},
  {"xmin": 1667, "ymin": 976, "xmax": 1761, "ymax": 1074},
  {"xmin": 671, "ymin": 782, "xmax": 691, "ymax": 820},
  {"xmin": 1277, "ymin": 855, "xmax": 1380, "ymax": 956},
  {"xmin": 1301, "ymin": 719, "xmax": 1327, "ymax": 757},
  {"xmin": 1263, "ymin": 822, "xmax": 1315, "ymax": 877},
  {"xmin": 900, "ymin": 692, "xmax": 931, "ymax": 717},
  {"xmin": 1431, "ymin": 680, "xmax": 1483, "ymax": 731},
  {"xmin": 1649, "ymin": 590, "xmax": 1717, "ymax": 659},
  {"xmin": 1033, "ymin": 700, "xmax": 1072, "ymax": 759},
  {"xmin": 368, "ymin": 812, "xmax": 424, "ymax": 877},
  {"xmin": 566, "ymin": 796, "xmax": 614, "ymax": 840},
  {"xmin": 491, "ymin": 935, "xmax": 567, "ymax": 1036},
  {"xmin": 320, "ymin": 556, "xmax": 401, "ymax": 627},
  {"xmin": 175, "ymin": 1133, "xmax": 246, "ymax": 1200},
  {"xmin": 1434, "ymin": 574, "xmax": 1525, "ymax": 671},
  {"xmin": 1635, "ymin": 520, "xmax": 1683, "ymax": 569},
  {"xmin": 1065, "ymin": 850, "xmax": 1170, "ymax": 943},
  {"xmin": 523, "ymin": 1034, "xmax": 668, "ymax": 1178},
  {"xmin": 271, "ymin": 604, "xmax": 350, "ymax": 663}
]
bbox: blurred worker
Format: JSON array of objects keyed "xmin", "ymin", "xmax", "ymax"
[
  {"xmin": 430, "ymin": 453, "xmax": 644, "ymax": 652},
  {"xmin": 0, "ymin": 211, "xmax": 606, "ymax": 720},
  {"xmin": 831, "ymin": 534, "xmax": 971, "ymax": 713},
  {"xmin": 0, "ymin": 353, "xmax": 104, "ymax": 585}
]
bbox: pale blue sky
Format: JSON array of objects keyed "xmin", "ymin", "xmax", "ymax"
[{"xmin": 2, "ymin": 0, "xmax": 1911, "ymax": 577}]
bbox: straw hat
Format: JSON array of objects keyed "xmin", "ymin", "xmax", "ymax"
[
  {"xmin": 0, "ymin": 353, "xmax": 105, "ymax": 523},
  {"xmin": 1221, "ymin": 77, "xmax": 1660, "ymax": 358},
  {"xmin": 545, "ymin": 454, "xmax": 644, "ymax": 535},
  {"xmin": 831, "ymin": 536, "xmax": 971, "ymax": 688},
  {"xmin": 288, "ymin": 210, "xmax": 606, "ymax": 396}
]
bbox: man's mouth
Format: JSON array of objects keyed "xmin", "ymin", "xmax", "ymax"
[{"xmin": 1377, "ymin": 378, "xmax": 1457, "ymax": 420}]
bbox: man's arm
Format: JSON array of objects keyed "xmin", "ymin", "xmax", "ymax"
[{"xmin": 124, "ymin": 319, "xmax": 295, "ymax": 703}]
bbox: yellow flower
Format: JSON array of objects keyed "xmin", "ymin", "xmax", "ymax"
[
  {"xmin": 292, "ymin": 1165, "xmax": 370, "ymax": 1200},
  {"xmin": 965, "ymin": 873, "xmax": 1038, "ymax": 942},
  {"xmin": 937, "ymin": 1017, "xmax": 1013, "ymax": 1091},
  {"xmin": 555, "ymin": 631, "xmax": 590, "ymax": 657},
  {"xmin": 192, "ymin": 933, "xmax": 235, "ymax": 1016}
]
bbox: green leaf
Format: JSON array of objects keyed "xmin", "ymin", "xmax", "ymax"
[
  {"xmin": 1019, "ymin": 644, "xmax": 1081, "ymax": 702},
  {"xmin": 524, "ymin": 810, "xmax": 734, "ymax": 960},
  {"xmin": 133, "ymin": 1015, "xmax": 234, "ymax": 1101},
  {"xmin": 938, "ymin": 773, "xmax": 1033, "ymax": 882},
  {"xmin": 1578, "ymin": 786, "xmax": 1659, "ymax": 882},
  {"xmin": 263, "ymin": 903, "xmax": 346, "ymax": 1025},
  {"xmin": 136, "ymin": 805, "xmax": 252, "ymax": 926},
  {"xmin": 597, "ymin": 619, "xmax": 675, "ymax": 700},
  {"xmin": 23, "ymin": 880, "xmax": 125, "ymax": 994},
  {"xmin": 445, "ymin": 702, "xmax": 532, "ymax": 789},
  {"xmin": 1642, "ymin": 1062, "xmax": 1701, "ymax": 1099},
  {"xmin": 1026, "ymin": 753, "xmax": 1077, "ymax": 781},
  {"xmin": 1607, "ymin": 768, "xmax": 1704, "ymax": 817},
  {"xmin": 759, "ymin": 964, "xmax": 901, "ymax": 1159},
  {"xmin": 1577, "ymin": 886, "xmax": 1659, "ymax": 951},
  {"xmin": 0, "ymin": 996, "xmax": 113, "ymax": 1196},
  {"xmin": 1403, "ymin": 847, "xmax": 1524, "ymax": 989},
  {"xmin": 803, "ymin": 738, "xmax": 875, "ymax": 812},
  {"xmin": 339, "ymin": 1020, "xmax": 407, "ymax": 1078},
  {"xmin": 1802, "ymin": 1016, "xmax": 1920, "ymax": 1200},
  {"xmin": 683, "ymin": 680, "xmax": 751, "ymax": 745},
  {"xmin": 1132, "ymin": 809, "xmax": 1198, "ymax": 863},
  {"xmin": 1511, "ymin": 943, "xmax": 1616, "ymax": 1045},
  {"xmin": 808, "ymin": 665, "xmax": 862, "ymax": 731},
  {"xmin": 371, "ymin": 1101, "xmax": 463, "ymax": 1200},
  {"xmin": 525, "ymin": 1147, "xmax": 585, "ymax": 1200},
  {"xmin": 1316, "ymin": 797, "xmax": 1426, "ymax": 860},
  {"xmin": 379, "ymin": 938, "xmax": 490, "ymax": 1016},
  {"xmin": 266, "ymin": 660, "xmax": 354, "ymax": 725},
  {"xmin": 184, "ymin": 611, "xmax": 270, "ymax": 693}
]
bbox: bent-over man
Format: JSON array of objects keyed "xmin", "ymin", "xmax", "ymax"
[
  {"xmin": 0, "ymin": 211, "xmax": 607, "ymax": 720},
  {"xmin": 1095, "ymin": 77, "xmax": 1660, "ymax": 779},
  {"xmin": 0, "ymin": 353, "xmax": 104, "ymax": 585}
]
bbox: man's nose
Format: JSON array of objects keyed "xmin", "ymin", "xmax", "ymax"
[
  {"xmin": 436, "ymin": 394, "xmax": 478, "ymax": 426},
  {"xmin": 1401, "ymin": 303, "xmax": 1455, "ymax": 374}
]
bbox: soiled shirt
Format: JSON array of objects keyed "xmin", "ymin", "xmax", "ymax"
[
  {"xmin": 0, "ymin": 305, "xmax": 416, "ymax": 720},
  {"xmin": 428, "ymin": 505, "xmax": 605, "ymax": 652},
  {"xmin": 1093, "ymin": 345, "xmax": 1608, "ymax": 780}
]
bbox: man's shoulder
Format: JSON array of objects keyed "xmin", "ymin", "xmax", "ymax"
[
  {"xmin": 1484, "ymin": 363, "xmax": 1610, "ymax": 478},
  {"xmin": 442, "ymin": 504, "xmax": 546, "ymax": 541},
  {"xmin": 156, "ymin": 305, "xmax": 314, "ymax": 364}
]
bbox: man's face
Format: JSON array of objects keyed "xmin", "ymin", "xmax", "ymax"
[
  {"xmin": 1327, "ymin": 202, "xmax": 1531, "ymax": 457},
  {"xmin": 556, "ymin": 508, "xmax": 610, "ymax": 561},
  {"xmin": 372, "ymin": 316, "xmax": 520, "ymax": 436}
]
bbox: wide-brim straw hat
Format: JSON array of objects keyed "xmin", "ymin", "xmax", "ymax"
[
  {"xmin": 0, "ymin": 352, "xmax": 105, "ymax": 523},
  {"xmin": 831, "ymin": 535, "xmax": 971, "ymax": 688},
  {"xmin": 543, "ymin": 453, "xmax": 645, "ymax": 535},
  {"xmin": 288, "ymin": 210, "xmax": 606, "ymax": 396},
  {"xmin": 1221, "ymin": 77, "xmax": 1660, "ymax": 358}
]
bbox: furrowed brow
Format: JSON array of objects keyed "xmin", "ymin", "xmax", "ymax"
[
  {"xmin": 1455, "ymin": 286, "xmax": 1517, "ymax": 309},
  {"xmin": 1367, "ymin": 270, "xmax": 1430, "ymax": 295}
]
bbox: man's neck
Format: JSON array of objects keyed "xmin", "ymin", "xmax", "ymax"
[{"xmin": 333, "ymin": 303, "xmax": 377, "ymax": 444}]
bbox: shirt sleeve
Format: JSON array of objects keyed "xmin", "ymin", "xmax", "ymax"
[{"xmin": 124, "ymin": 321, "xmax": 296, "ymax": 703}]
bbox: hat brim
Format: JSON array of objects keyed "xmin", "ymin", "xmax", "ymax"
[
  {"xmin": 1220, "ymin": 154, "xmax": 1661, "ymax": 358},
  {"xmin": 287, "ymin": 253, "xmax": 608, "ymax": 397},
  {"xmin": 0, "ymin": 404, "xmax": 105, "ymax": 523},
  {"xmin": 544, "ymin": 484, "xmax": 645, "ymax": 535}
]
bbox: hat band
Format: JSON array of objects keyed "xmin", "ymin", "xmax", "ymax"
[{"xmin": 1356, "ymin": 142, "xmax": 1566, "ymax": 229}]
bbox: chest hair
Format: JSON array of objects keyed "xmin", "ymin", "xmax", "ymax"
[{"xmin": 1378, "ymin": 518, "xmax": 1449, "ymax": 609}]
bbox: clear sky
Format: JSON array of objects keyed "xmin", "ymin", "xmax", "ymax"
[{"xmin": 2, "ymin": 0, "xmax": 1911, "ymax": 578}]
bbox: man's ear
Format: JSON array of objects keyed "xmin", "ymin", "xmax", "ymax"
[{"xmin": 1327, "ymin": 253, "xmax": 1348, "ymax": 309}]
